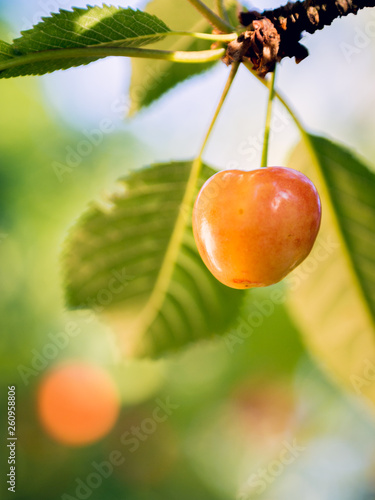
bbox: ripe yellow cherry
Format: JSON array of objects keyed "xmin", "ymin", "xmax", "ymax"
[{"xmin": 192, "ymin": 167, "xmax": 321, "ymax": 289}]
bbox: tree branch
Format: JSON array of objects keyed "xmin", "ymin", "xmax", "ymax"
[{"xmin": 225, "ymin": 0, "xmax": 375, "ymax": 75}]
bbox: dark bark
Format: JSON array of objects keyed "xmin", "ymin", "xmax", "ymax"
[{"xmin": 224, "ymin": 0, "xmax": 375, "ymax": 76}]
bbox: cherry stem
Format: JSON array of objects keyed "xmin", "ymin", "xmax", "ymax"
[{"xmin": 260, "ymin": 65, "xmax": 277, "ymax": 168}]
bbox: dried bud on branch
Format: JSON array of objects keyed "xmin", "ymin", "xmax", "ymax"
[{"xmin": 224, "ymin": 0, "xmax": 375, "ymax": 76}]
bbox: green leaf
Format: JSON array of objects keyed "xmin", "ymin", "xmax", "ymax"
[
  {"xmin": 129, "ymin": 0, "xmax": 239, "ymax": 115},
  {"xmin": 285, "ymin": 135, "xmax": 375, "ymax": 406},
  {"xmin": 0, "ymin": 41, "xmax": 15, "ymax": 61},
  {"xmin": 0, "ymin": 6, "xmax": 170, "ymax": 78},
  {"xmin": 62, "ymin": 161, "xmax": 243, "ymax": 358}
]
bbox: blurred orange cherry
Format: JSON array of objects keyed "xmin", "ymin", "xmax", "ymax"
[{"xmin": 37, "ymin": 362, "xmax": 120, "ymax": 446}]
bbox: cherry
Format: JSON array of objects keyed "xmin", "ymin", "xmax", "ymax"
[
  {"xmin": 37, "ymin": 362, "xmax": 120, "ymax": 446},
  {"xmin": 192, "ymin": 167, "xmax": 321, "ymax": 289}
]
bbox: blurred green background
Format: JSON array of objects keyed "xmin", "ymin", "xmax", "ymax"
[{"xmin": 2, "ymin": 1, "xmax": 375, "ymax": 499}]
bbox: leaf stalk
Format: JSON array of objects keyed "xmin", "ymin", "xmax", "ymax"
[
  {"xmin": 186, "ymin": 0, "xmax": 235, "ymax": 33},
  {"xmin": 215, "ymin": 0, "xmax": 231, "ymax": 23},
  {"xmin": 0, "ymin": 46, "xmax": 226, "ymax": 75},
  {"xmin": 198, "ymin": 61, "xmax": 240, "ymax": 159}
]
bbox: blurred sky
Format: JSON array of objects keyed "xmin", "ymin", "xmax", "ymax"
[{"xmin": 1, "ymin": 0, "xmax": 374, "ymax": 171}]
